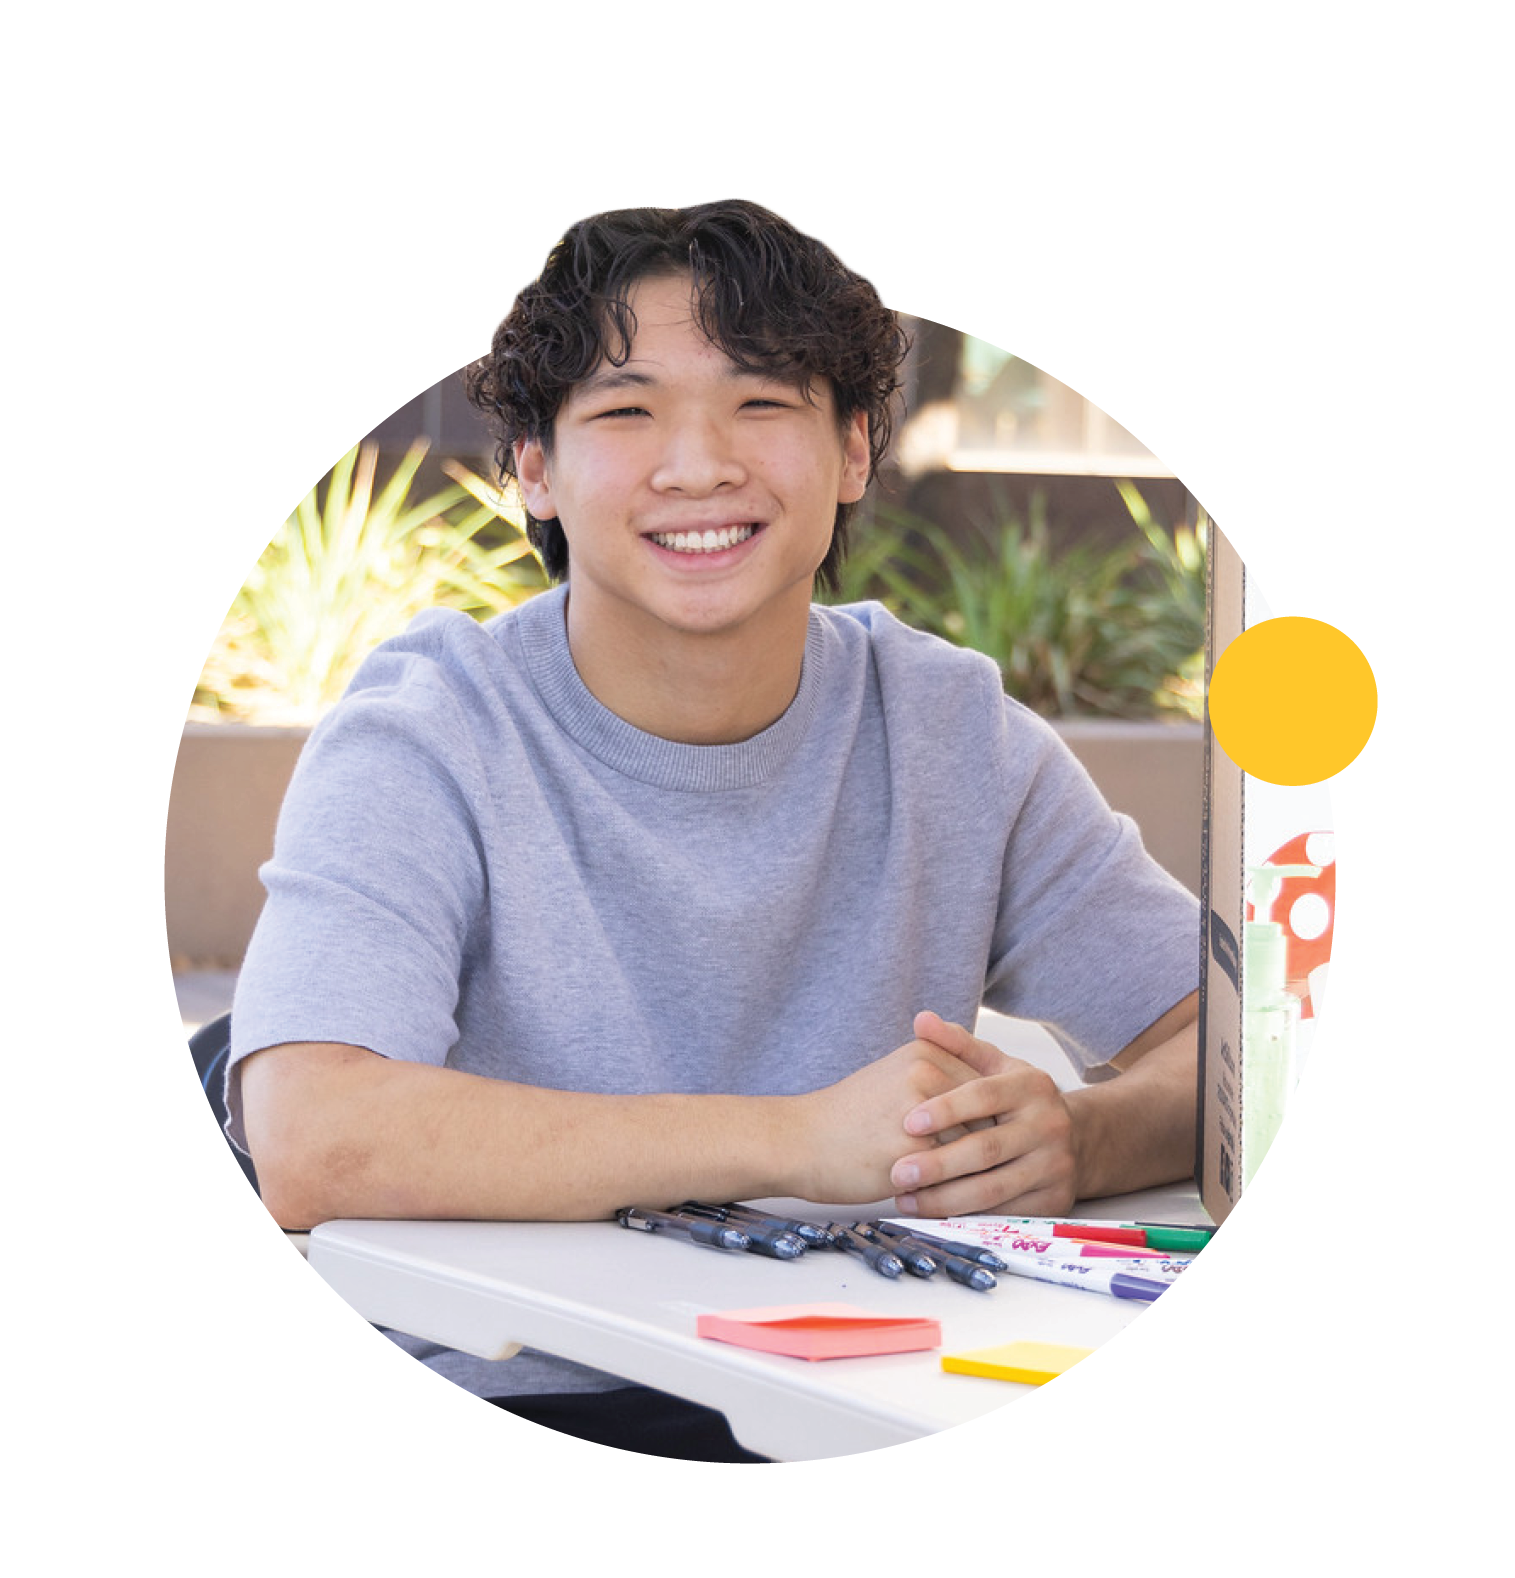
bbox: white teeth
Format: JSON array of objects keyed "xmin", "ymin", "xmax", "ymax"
[{"xmin": 650, "ymin": 524, "xmax": 757, "ymax": 554}]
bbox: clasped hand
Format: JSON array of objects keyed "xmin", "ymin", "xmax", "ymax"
[
  {"xmin": 799, "ymin": 1010, "xmax": 1078, "ymax": 1217},
  {"xmin": 892, "ymin": 1010, "xmax": 1079, "ymax": 1217}
]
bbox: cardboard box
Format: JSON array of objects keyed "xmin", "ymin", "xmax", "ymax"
[
  {"xmin": 1197, "ymin": 526, "xmax": 1337, "ymax": 1224},
  {"xmin": 1197, "ymin": 523, "xmax": 1247, "ymax": 1224}
]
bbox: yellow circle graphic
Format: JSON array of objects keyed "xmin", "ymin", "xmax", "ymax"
[{"xmin": 1208, "ymin": 617, "xmax": 1376, "ymax": 785}]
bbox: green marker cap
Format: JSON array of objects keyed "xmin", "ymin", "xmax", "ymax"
[{"xmin": 1139, "ymin": 1225, "xmax": 1214, "ymax": 1253}]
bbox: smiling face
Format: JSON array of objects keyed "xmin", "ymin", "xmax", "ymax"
[{"xmin": 514, "ymin": 272, "xmax": 870, "ymax": 704}]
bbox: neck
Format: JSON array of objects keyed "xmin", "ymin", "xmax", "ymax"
[{"xmin": 564, "ymin": 594, "xmax": 811, "ymax": 745}]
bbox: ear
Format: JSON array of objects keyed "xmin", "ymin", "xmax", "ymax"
[
  {"xmin": 837, "ymin": 411, "xmax": 870, "ymax": 505},
  {"xmin": 514, "ymin": 437, "xmax": 558, "ymax": 520}
]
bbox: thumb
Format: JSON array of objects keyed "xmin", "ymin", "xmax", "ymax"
[{"xmin": 913, "ymin": 1009, "xmax": 1005, "ymax": 1077}]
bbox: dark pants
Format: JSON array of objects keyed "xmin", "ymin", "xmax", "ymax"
[{"xmin": 489, "ymin": 1384, "xmax": 771, "ymax": 1463}]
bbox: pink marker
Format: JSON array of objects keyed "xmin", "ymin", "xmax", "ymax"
[{"xmin": 996, "ymin": 1232, "xmax": 1175, "ymax": 1261}]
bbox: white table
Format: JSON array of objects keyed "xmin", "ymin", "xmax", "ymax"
[{"xmin": 308, "ymin": 1182, "xmax": 1210, "ymax": 1461}]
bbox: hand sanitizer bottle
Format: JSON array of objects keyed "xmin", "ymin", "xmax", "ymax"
[{"xmin": 1242, "ymin": 862, "xmax": 1319, "ymax": 1187}]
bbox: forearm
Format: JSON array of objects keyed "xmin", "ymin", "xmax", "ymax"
[
  {"xmin": 1064, "ymin": 1013, "xmax": 1199, "ymax": 1201},
  {"xmin": 242, "ymin": 1042, "xmax": 801, "ymax": 1230}
]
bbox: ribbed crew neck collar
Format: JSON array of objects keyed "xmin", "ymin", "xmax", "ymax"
[{"xmin": 514, "ymin": 586, "xmax": 828, "ymax": 792}]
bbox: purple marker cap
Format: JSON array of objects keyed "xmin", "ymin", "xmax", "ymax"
[{"xmin": 1109, "ymin": 1273, "xmax": 1169, "ymax": 1301}]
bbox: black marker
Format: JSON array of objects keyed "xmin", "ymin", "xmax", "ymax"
[
  {"xmin": 827, "ymin": 1224, "xmax": 905, "ymax": 1279},
  {"xmin": 896, "ymin": 1235, "xmax": 996, "ymax": 1292},
  {"xmin": 616, "ymin": 1206, "xmax": 750, "ymax": 1251},
  {"xmin": 708, "ymin": 1203, "xmax": 830, "ymax": 1247},
  {"xmin": 676, "ymin": 1205, "xmax": 805, "ymax": 1259},
  {"xmin": 854, "ymin": 1222, "xmax": 937, "ymax": 1278},
  {"xmin": 874, "ymin": 1220, "xmax": 1009, "ymax": 1272}
]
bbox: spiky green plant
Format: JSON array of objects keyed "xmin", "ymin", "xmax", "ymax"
[
  {"xmin": 828, "ymin": 483, "xmax": 1206, "ymax": 720},
  {"xmin": 193, "ymin": 440, "xmax": 545, "ymax": 725},
  {"xmin": 1109, "ymin": 480, "xmax": 1208, "ymax": 717}
]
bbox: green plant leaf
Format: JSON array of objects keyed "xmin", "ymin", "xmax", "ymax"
[
  {"xmin": 822, "ymin": 481, "xmax": 1206, "ymax": 720},
  {"xmin": 192, "ymin": 440, "xmax": 548, "ymax": 725}
]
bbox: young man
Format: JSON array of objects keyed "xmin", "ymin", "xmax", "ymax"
[{"xmin": 228, "ymin": 201, "xmax": 1200, "ymax": 1460}]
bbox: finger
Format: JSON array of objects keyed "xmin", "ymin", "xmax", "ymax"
[
  {"xmin": 909, "ymin": 1041, "xmax": 985, "ymax": 1097},
  {"xmin": 890, "ymin": 1130, "xmax": 1009, "ymax": 1196},
  {"xmin": 898, "ymin": 1168, "xmax": 1077, "ymax": 1221},
  {"xmin": 945, "ymin": 1115, "xmax": 999, "ymax": 1137},
  {"xmin": 904, "ymin": 1061, "xmax": 1056, "ymax": 1140},
  {"xmin": 893, "ymin": 1095, "xmax": 1072, "ymax": 1193},
  {"xmin": 927, "ymin": 1114, "xmax": 996, "ymax": 1147},
  {"xmin": 913, "ymin": 1010, "xmax": 1010, "ymax": 1079},
  {"xmin": 903, "ymin": 1075, "xmax": 1011, "ymax": 1138},
  {"xmin": 893, "ymin": 1138, "xmax": 1076, "ymax": 1218}
]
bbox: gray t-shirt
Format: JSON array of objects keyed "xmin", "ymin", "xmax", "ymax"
[{"xmin": 228, "ymin": 586, "xmax": 1198, "ymax": 1398}]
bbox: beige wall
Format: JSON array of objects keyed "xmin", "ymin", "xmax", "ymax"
[
  {"xmin": 164, "ymin": 719, "xmax": 1202, "ymax": 969},
  {"xmin": 1055, "ymin": 720, "xmax": 1202, "ymax": 897},
  {"xmin": 165, "ymin": 724, "xmax": 309, "ymax": 967}
]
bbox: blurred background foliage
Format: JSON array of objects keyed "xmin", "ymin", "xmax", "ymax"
[
  {"xmin": 192, "ymin": 441, "xmax": 546, "ymax": 725},
  {"xmin": 192, "ymin": 318, "xmax": 1209, "ymax": 726},
  {"xmin": 828, "ymin": 481, "xmax": 1206, "ymax": 720}
]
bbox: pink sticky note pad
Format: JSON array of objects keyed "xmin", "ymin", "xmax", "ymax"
[{"xmin": 696, "ymin": 1302, "xmax": 942, "ymax": 1360}]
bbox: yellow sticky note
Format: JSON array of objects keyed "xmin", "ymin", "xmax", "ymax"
[{"xmin": 941, "ymin": 1340, "xmax": 1094, "ymax": 1384}]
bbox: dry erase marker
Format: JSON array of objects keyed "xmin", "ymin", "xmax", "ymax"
[
  {"xmin": 875, "ymin": 1221, "xmax": 1009, "ymax": 1271},
  {"xmin": 1004, "ymin": 1216, "xmax": 1213, "ymax": 1254},
  {"xmin": 1071, "ymin": 1219, "xmax": 1214, "ymax": 1253},
  {"xmin": 992, "ymin": 1253, "xmax": 1170, "ymax": 1302},
  {"xmin": 883, "ymin": 1221, "xmax": 1181, "ymax": 1272},
  {"xmin": 713, "ymin": 1203, "xmax": 825, "ymax": 1248},
  {"xmin": 682, "ymin": 1201, "xmax": 819, "ymax": 1244},
  {"xmin": 676, "ymin": 1206, "xmax": 805, "ymax": 1260},
  {"xmin": 854, "ymin": 1223, "xmax": 938, "ymax": 1277},
  {"xmin": 889, "ymin": 1235, "xmax": 996, "ymax": 1292},
  {"xmin": 1132, "ymin": 1221, "xmax": 1217, "ymax": 1253},
  {"xmin": 857, "ymin": 1222, "xmax": 984, "ymax": 1283},
  {"xmin": 616, "ymin": 1206, "xmax": 750, "ymax": 1251},
  {"xmin": 716, "ymin": 1203, "xmax": 830, "ymax": 1247},
  {"xmin": 992, "ymin": 1243, "xmax": 1190, "ymax": 1285},
  {"xmin": 914, "ymin": 1215, "xmax": 1213, "ymax": 1255},
  {"xmin": 985, "ymin": 1217, "xmax": 1147, "ymax": 1248},
  {"xmin": 995, "ymin": 1232, "xmax": 1181, "ymax": 1262},
  {"xmin": 827, "ymin": 1224, "xmax": 905, "ymax": 1279}
]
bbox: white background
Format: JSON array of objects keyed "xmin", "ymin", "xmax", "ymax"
[{"xmin": 7, "ymin": 5, "xmax": 1508, "ymax": 1573}]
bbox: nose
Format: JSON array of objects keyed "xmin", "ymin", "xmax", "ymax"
[{"xmin": 649, "ymin": 413, "xmax": 747, "ymax": 496}]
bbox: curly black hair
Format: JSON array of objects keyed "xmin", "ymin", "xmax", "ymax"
[{"xmin": 465, "ymin": 200, "xmax": 908, "ymax": 592}]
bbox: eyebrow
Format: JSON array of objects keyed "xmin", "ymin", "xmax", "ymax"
[
  {"xmin": 575, "ymin": 367, "xmax": 658, "ymax": 398},
  {"xmin": 573, "ymin": 363, "xmax": 808, "ymax": 400}
]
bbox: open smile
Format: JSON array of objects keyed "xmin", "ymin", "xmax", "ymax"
[{"xmin": 645, "ymin": 523, "xmax": 762, "ymax": 556}]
